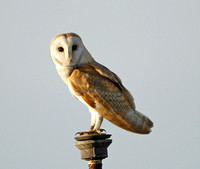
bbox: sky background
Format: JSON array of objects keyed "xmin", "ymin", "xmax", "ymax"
[{"xmin": 1, "ymin": 1, "xmax": 200, "ymax": 169}]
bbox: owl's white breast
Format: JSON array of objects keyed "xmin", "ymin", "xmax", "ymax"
[{"xmin": 55, "ymin": 66, "xmax": 74, "ymax": 85}]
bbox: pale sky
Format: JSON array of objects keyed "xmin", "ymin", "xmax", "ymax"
[{"xmin": 1, "ymin": 1, "xmax": 200, "ymax": 169}]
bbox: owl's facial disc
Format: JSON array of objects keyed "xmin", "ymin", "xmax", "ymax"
[{"xmin": 50, "ymin": 34, "xmax": 84, "ymax": 68}]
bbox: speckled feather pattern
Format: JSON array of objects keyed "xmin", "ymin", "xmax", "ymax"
[{"xmin": 69, "ymin": 62, "xmax": 153, "ymax": 134}]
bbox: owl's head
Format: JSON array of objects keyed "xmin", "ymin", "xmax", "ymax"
[{"xmin": 50, "ymin": 33, "xmax": 94, "ymax": 69}]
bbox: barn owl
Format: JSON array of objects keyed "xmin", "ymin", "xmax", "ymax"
[{"xmin": 50, "ymin": 33, "xmax": 153, "ymax": 134}]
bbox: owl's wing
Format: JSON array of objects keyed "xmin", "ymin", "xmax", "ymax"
[
  {"xmin": 69, "ymin": 63, "xmax": 153, "ymax": 134},
  {"xmin": 91, "ymin": 62, "xmax": 136, "ymax": 110}
]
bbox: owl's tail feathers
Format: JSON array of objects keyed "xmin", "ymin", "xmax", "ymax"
[{"xmin": 131, "ymin": 110, "xmax": 154, "ymax": 134}]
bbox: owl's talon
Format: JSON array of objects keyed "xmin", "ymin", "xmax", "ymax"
[
  {"xmin": 97, "ymin": 129, "xmax": 106, "ymax": 133},
  {"xmin": 88, "ymin": 129, "xmax": 106, "ymax": 135},
  {"xmin": 75, "ymin": 129, "xmax": 106, "ymax": 136}
]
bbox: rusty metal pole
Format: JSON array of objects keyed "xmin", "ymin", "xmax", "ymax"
[{"xmin": 74, "ymin": 133, "xmax": 112, "ymax": 169}]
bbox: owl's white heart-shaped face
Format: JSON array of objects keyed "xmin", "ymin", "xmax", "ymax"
[{"xmin": 50, "ymin": 33, "xmax": 86, "ymax": 68}]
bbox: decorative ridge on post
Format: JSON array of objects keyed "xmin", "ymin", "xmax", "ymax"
[{"xmin": 74, "ymin": 132, "xmax": 112, "ymax": 169}]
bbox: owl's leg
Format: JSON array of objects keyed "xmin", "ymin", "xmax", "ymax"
[
  {"xmin": 93, "ymin": 112, "xmax": 103, "ymax": 130},
  {"xmin": 88, "ymin": 109, "xmax": 103, "ymax": 132},
  {"xmin": 88, "ymin": 113, "xmax": 96, "ymax": 131},
  {"xmin": 76, "ymin": 110, "xmax": 104, "ymax": 136}
]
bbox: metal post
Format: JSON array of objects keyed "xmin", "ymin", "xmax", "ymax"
[{"xmin": 74, "ymin": 133, "xmax": 112, "ymax": 169}]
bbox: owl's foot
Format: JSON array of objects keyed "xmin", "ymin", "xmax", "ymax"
[
  {"xmin": 75, "ymin": 129, "xmax": 106, "ymax": 136},
  {"xmin": 90, "ymin": 129, "xmax": 106, "ymax": 134}
]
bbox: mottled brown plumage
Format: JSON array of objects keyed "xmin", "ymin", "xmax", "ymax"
[{"xmin": 69, "ymin": 62, "xmax": 153, "ymax": 134}]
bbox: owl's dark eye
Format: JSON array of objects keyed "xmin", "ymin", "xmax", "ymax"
[
  {"xmin": 58, "ymin": 47, "xmax": 64, "ymax": 52},
  {"xmin": 72, "ymin": 45, "xmax": 77, "ymax": 51}
]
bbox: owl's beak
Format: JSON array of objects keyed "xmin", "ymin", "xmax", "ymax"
[
  {"xmin": 66, "ymin": 52, "xmax": 72, "ymax": 64},
  {"xmin": 66, "ymin": 52, "xmax": 77, "ymax": 67}
]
